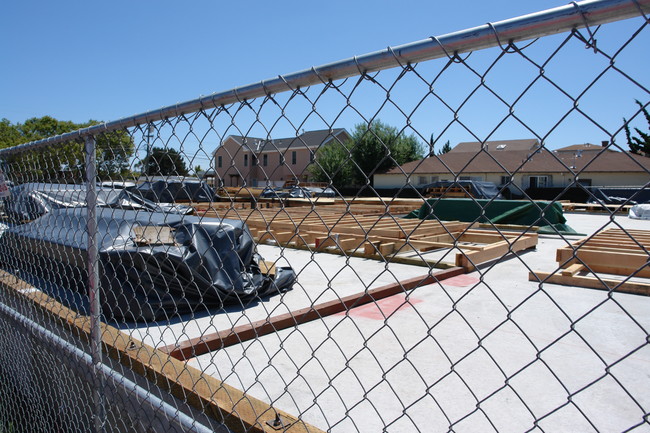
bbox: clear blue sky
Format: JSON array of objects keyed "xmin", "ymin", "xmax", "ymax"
[{"xmin": 1, "ymin": 0, "xmax": 648, "ymax": 157}]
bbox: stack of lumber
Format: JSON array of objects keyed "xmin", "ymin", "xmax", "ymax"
[
  {"xmin": 560, "ymin": 202, "xmax": 632, "ymax": 214},
  {"xmin": 194, "ymin": 207, "xmax": 538, "ymax": 271},
  {"xmin": 529, "ymin": 228, "xmax": 650, "ymax": 295}
]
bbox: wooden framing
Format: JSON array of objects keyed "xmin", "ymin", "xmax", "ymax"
[
  {"xmin": 0, "ymin": 271, "xmax": 325, "ymax": 433},
  {"xmin": 560, "ymin": 202, "xmax": 632, "ymax": 214},
  {"xmin": 161, "ymin": 267, "xmax": 466, "ymax": 361},
  {"xmin": 211, "ymin": 208, "xmax": 537, "ymax": 271},
  {"xmin": 529, "ymin": 228, "xmax": 650, "ymax": 295}
]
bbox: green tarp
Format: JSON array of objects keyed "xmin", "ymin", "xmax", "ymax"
[{"xmin": 405, "ymin": 198, "xmax": 578, "ymax": 235}]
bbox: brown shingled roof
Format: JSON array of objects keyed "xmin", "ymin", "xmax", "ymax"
[
  {"xmin": 225, "ymin": 129, "xmax": 349, "ymax": 153},
  {"xmin": 387, "ymin": 148, "xmax": 650, "ymax": 175},
  {"xmin": 449, "ymin": 139, "xmax": 540, "ymax": 153}
]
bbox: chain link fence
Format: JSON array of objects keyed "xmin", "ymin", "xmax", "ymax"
[{"xmin": 0, "ymin": 1, "xmax": 649, "ymax": 432}]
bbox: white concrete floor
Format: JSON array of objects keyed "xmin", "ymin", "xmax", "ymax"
[{"xmin": 130, "ymin": 212, "xmax": 650, "ymax": 432}]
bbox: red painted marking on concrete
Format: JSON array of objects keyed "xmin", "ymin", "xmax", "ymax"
[
  {"xmin": 339, "ymin": 294, "xmax": 423, "ymax": 320},
  {"xmin": 442, "ymin": 274, "xmax": 480, "ymax": 287}
]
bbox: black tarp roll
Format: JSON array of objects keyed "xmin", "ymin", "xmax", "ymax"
[{"xmin": 0, "ymin": 208, "xmax": 295, "ymax": 321}]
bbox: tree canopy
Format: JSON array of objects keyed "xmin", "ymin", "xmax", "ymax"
[
  {"xmin": 141, "ymin": 147, "xmax": 189, "ymax": 176},
  {"xmin": 0, "ymin": 116, "xmax": 135, "ymax": 181},
  {"xmin": 310, "ymin": 120, "xmax": 424, "ymax": 189},
  {"xmin": 438, "ymin": 140, "xmax": 452, "ymax": 155},
  {"xmin": 624, "ymin": 100, "xmax": 650, "ymax": 157}
]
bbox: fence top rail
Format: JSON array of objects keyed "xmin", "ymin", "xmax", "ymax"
[{"xmin": 2, "ymin": 0, "xmax": 648, "ymax": 156}]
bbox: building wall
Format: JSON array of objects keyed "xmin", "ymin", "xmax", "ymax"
[
  {"xmin": 374, "ymin": 171, "xmax": 649, "ymax": 190},
  {"xmin": 212, "ymin": 139, "xmax": 318, "ymax": 187}
]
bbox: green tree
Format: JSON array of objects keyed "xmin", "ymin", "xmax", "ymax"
[
  {"xmin": 438, "ymin": 140, "xmax": 452, "ymax": 155},
  {"xmin": 348, "ymin": 120, "xmax": 423, "ymax": 186},
  {"xmin": 311, "ymin": 120, "xmax": 423, "ymax": 188},
  {"xmin": 624, "ymin": 100, "xmax": 650, "ymax": 156},
  {"xmin": 0, "ymin": 118, "xmax": 24, "ymax": 148},
  {"xmin": 141, "ymin": 147, "xmax": 189, "ymax": 176},
  {"xmin": 0, "ymin": 116, "xmax": 135, "ymax": 181},
  {"xmin": 310, "ymin": 139, "xmax": 353, "ymax": 188}
]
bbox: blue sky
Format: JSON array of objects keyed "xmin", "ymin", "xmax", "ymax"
[{"xmin": 1, "ymin": 0, "xmax": 648, "ymax": 162}]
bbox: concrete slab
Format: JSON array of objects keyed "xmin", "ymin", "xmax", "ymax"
[
  {"xmin": 183, "ymin": 213, "xmax": 650, "ymax": 432},
  {"xmin": 121, "ymin": 245, "xmax": 438, "ymax": 350}
]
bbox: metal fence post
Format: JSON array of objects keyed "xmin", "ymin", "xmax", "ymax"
[{"xmin": 85, "ymin": 134, "xmax": 104, "ymax": 433}]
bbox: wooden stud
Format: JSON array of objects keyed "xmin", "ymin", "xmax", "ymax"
[{"xmin": 164, "ymin": 267, "xmax": 465, "ymax": 360}]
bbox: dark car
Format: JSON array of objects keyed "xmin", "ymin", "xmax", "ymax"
[
  {"xmin": 132, "ymin": 179, "xmax": 218, "ymax": 203},
  {"xmin": 260, "ymin": 187, "xmax": 290, "ymax": 199}
]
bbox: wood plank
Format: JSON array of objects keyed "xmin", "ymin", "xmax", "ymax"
[
  {"xmin": 561, "ymin": 263, "xmax": 585, "ymax": 277},
  {"xmin": 456, "ymin": 234, "xmax": 538, "ymax": 271},
  {"xmin": 0, "ymin": 271, "xmax": 323, "ymax": 433},
  {"xmin": 556, "ymin": 248, "xmax": 650, "ymax": 278},
  {"xmin": 163, "ymin": 267, "xmax": 466, "ymax": 360},
  {"xmin": 529, "ymin": 271, "xmax": 650, "ymax": 296}
]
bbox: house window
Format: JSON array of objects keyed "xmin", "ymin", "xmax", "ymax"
[
  {"xmin": 309, "ymin": 151, "xmax": 315, "ymax": 163},
  {"xmin": 244, "ymin": 154, "xmax": 248, "ymax": 167},
  {"xmin": 500, "ymin": 175, "xmax": 511, "ymax": 185},
  {"xmin": 252, "ymin": 156, "xmax": 258, "ymax": 166},
  {"xmin": 292, "ymin": 151, "xmax": 297, "ymax": 165},
  {"xmin": 280, "ymin": 154, "xmax": 285, "ymax": 165},
  {"xmin": 529, "ymin": 175, "xmax": 549, "ymax": 188},
  {"xmin": 418, "ymin": 176, "xmax": 428, "ymax": 185},
  {"xmin": 218, "ymin": 156, "xmax": 222, "ymax": 168},
  {"xmin": 263, "ymin": 154, "xmax": 268, "ymax": 166}
]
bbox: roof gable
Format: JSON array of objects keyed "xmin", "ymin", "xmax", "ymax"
[
  {"xmin": 450, "ymin": 139, "xmax": 540, "ymax": 153},
  {"xmin": 217, "ymin": 129, "xmax": 349, "ymax": 154},
  {"xmin": 387, "ymin": 147, "xmax": 650, "ymax": 175}
]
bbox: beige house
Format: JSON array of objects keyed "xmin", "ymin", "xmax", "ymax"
[
  {"xmin": 212, "ymin": 129, "xmax": 350, "ymax": 187},
  {"xmin": 374, "ymin": 139, "xmax": 650, "ymax": 192}
]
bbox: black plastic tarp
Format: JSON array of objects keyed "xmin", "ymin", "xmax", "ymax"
[
  {"xmin": 0, "ymin": 208, "xmax": 295, "ymax": 321},
  {"xmin": 3, "ymin": 183, "xmax": 193, "ymax": 222}
]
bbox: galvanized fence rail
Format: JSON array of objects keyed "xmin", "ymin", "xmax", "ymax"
[{"xmin": 0, "ymin": 0, "xmax": 648, "ymax": 432}]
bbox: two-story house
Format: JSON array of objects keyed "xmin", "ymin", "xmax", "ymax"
[{"xmin": 212, "ymin": 129, "xmax": 350, "ymax": 187}]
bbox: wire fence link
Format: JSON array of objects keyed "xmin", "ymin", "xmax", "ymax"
[{"xmin": 0, "ymin": 1, "xmax": 649, "ymax": 432}]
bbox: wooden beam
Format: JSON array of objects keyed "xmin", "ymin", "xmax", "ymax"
[
  {"xmin": 529, "ymin": 271, "xmax": 650, "ymax": 296},
  {"xmin": 556, "ymin": 247, "xmax": 650, "ymax": 278},
  {"xmin": 162, "ymin": 267, "xmax": 465, "ymax": 361},
  {"xmin": 0, "ymin": 271, "xmax": 324, "ymax": 433},
  {"xmin": 456, "ymin": 234, "xmax": 538, "ymax": 271},
  {"xmin": 561, "ymin": 263, "xmax": 585, "ymax": 277}
]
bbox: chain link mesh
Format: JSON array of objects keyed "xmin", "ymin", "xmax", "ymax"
[{"xmin": 0, "ymin": 4, "xmax": 648, "ymax": 433}]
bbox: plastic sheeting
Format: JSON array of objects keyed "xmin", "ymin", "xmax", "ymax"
[
  {"xmin": 0, "ymin": 208, "xmax": 295, "ymax": 321},
  {"xmin": 3, "ymin": 183, "xmax": 192, "ymax": 222},
  {"xmin": 406, "ymin": 198, "xmax": 577, "ymax": 234},
  {"xmin": 629, "ymin": 204, "xmax": 650, "ymax": 220}
]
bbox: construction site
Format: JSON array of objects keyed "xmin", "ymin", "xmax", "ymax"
[{"xmin": 0, "ymin": 1, "xmax": 648, "ymax": 432}]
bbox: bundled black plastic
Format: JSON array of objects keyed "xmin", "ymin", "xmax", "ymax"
[
  {"xmin": 0, "ymin": 208, "xmax": 295, "ymax": 321},
  {"xmin": 3, "ymin": 183, "xmax": 193, "ymax": 223}
]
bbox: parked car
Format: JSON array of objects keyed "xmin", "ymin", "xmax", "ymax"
[
  {"xmin": 260, "ymin": 187, "xmax": 290, "ymax": 199},
  {"xmin": 132, "ymin": 179, "xmax": 218, "ymax": 203}
]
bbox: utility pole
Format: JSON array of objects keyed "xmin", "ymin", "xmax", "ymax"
[{"xmin": 143, "ymin": 123, "xmax": 154, "ymax": 178}]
